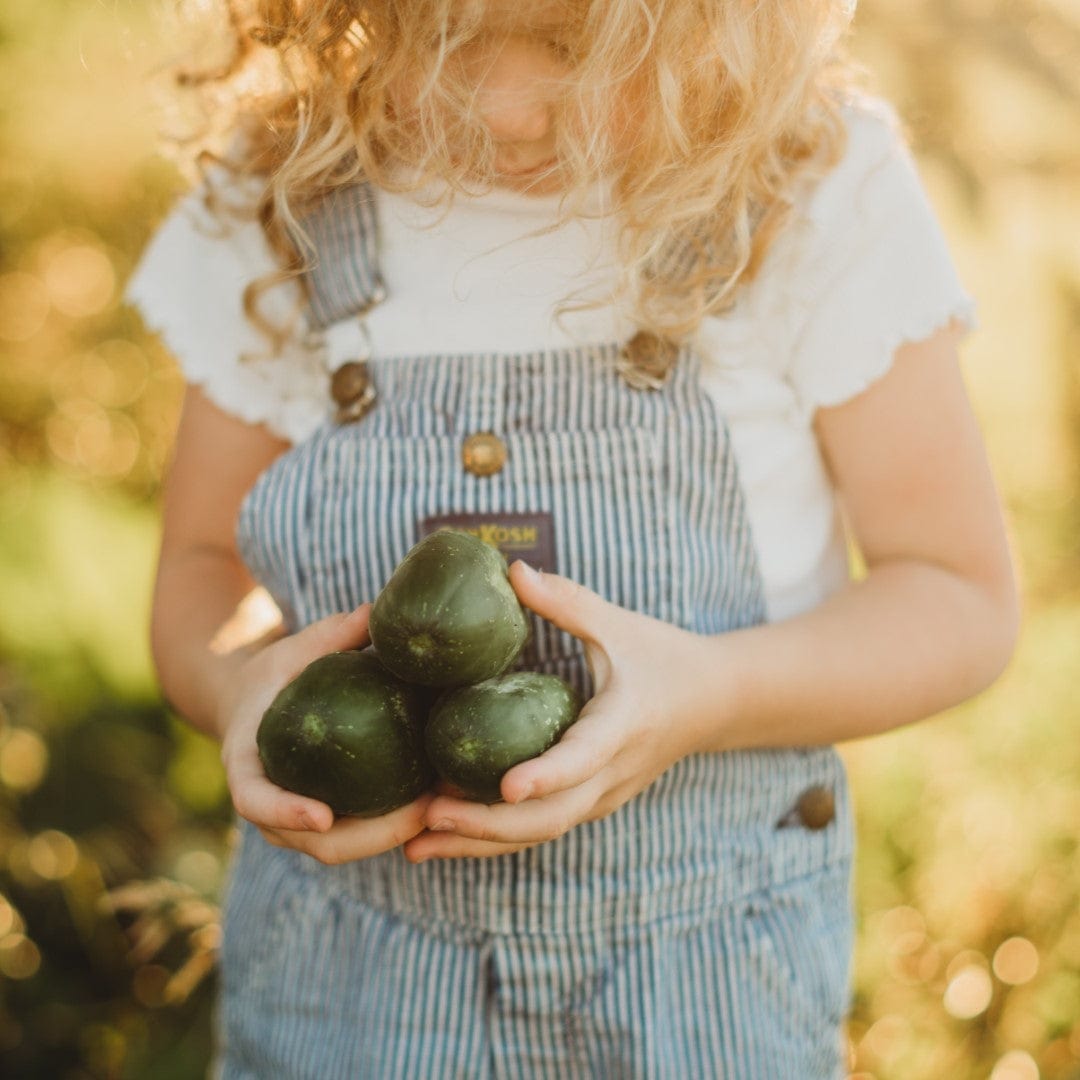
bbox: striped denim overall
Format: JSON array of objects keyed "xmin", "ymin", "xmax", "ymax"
[{"xmin": 219, "ymin": 184, "xmax": 855, "ymax": 1079}]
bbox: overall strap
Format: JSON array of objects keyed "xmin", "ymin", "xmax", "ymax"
[
  {"xmin": 296, "ymin": 180, "xmax": 386, "ymax": 331},
  {"xmin": 293, "ymin": 178, "xmax": 681, "ymax": 405}
]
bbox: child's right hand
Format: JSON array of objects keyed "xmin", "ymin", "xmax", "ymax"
[{"xmin": 215, "ymin": 603, "xmax": 434, "ymax": 864}]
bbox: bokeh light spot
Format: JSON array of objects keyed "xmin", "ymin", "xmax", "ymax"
[
  {"xmin": 73, "ymin": 405, "xmax": 113, "ymax": 464},
  {"xmin": 879, "ymin": 905, "xmax": 926, "ymax": 939},
  {"xmin": 916, "ymin": 942, "xmax": 943, "ymax": 983},
  {"xmin": 990, "ymin": 1049, "xmax": 1040, "ymax": 1080},
  {"xmin": 175, "ymin": 849, "xmax": 221, "ymax": 894},
  {"xmin": 43, "ymin": 243, "xmax": 116, "ymax": 318},
  {"xmin": 43, "ymin": 389, "xmax": 143, "ymax": 477},
  {"xmin": 26, "ymin": 831, "xmax": 80, "ymax": 881},
  {"xmin": 5, "ymin": 840, "xmax": 40, "ymax": 888},
  {"xmin": 81, "ymin": 339, "xmax": 150, "ymax": 407},
  {"xmin": 45, "ymin": 398, "xmax": 106, "ymax": 471},
  {"xmin": 0, "ymin": 933, "xmax": 42, "ymax": 980},
  {"xmin": 889, "ymin": 927, "xmax": 926, "ymax": 956},
  {"xmin": 944, "ymin": 964, "xmax": 994, "ymax": 1019},
  {"xmin": 861, "ymin": 1014, "xmax": 912, "ymax": 1063},
  {"xmin": 0, "ymin": 728, "xmax": 49, "ymax": 793},
  {"xmin": 81, "ymin": 407, "xmax": 142, "ymax": 478},
  {"xmin": 79, "ymin": 1023, "xmax": 127, "ymax": 1076},
  {"xmin": 0, "ymin": 897, "xmax": 21, "ymax": 938},
  {"xmin": 994, "ymin": 937, "xmax": 1040, "ymax": 986}
]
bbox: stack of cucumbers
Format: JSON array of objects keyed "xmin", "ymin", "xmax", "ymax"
[{"xmin": 256, "ymin": 530, "xmax": 580, "ymax": 816}]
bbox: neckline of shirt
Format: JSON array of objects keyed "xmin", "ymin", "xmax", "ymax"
[{"xmin": 383, "ymin": 164, "xmax": 616, "ymax": 221}]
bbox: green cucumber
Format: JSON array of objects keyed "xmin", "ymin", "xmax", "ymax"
[
  {"xmin": 425, "ymin": 672, "xmax": 580, "ymax": 803},
  {"xmin": 256, "ymin": 650, "xmax": 433, "ymax": 817},
  {"xmin": 369, "ymin": 529, "xmax": 529, "ymax": 687}
]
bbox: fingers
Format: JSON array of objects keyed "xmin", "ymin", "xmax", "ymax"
[
  {"xmin": 403, "ymin": 832, "xmax": 531, "ymax": 863},
  {"xmin": 216, "ymin": 601, "xmax": 427, "ymax": 867},
  {"xmin": 226, "ymin": 749, "xmax": 336, "ymax": 832},
  {"xmin": 508, "ymin": 561, "xmax": 616, "ymax": 645},
  {"xmin": 499, "ymin": 703, "xmax": 620, "ymax": 804},
  {"xmin": 255, "ymin": 605, "xmax": 374, "ymax": 708},
  {"xmin": 293, "ymin": 603, "xmax": 372, "ymax": 659},
  {"xmin": 228, "ymin": 730, "xmax": 435, "ymax": 863},
  {"xmin": 413, "ymin": 773, "xmax": 608, "ymax": 855},
  {"xmin": 260, "ymin": 794, "xmax": 434, "ymax": 864}
]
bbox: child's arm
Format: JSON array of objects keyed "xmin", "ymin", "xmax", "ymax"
[
  {"xmin": 404, "ymin": 324, "xmax": 1019, "ymax": 861},
  {"xmin": 154, "ymin": 387, "xmax": 431, "ymax": 861}
]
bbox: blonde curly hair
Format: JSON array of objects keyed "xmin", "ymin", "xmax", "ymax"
[{"xmin": 168, "ymin": 0, "xmax": 863, "ymax": 351}]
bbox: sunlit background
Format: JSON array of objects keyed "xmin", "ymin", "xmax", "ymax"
[{"xmin": 1, "ymin": 1, "xmax": 1078, "ymax": 1077}]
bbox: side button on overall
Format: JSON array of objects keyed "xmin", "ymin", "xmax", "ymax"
[{"xmin": 775, "ymin": 785, "xmax": 836, "ymax": 831}]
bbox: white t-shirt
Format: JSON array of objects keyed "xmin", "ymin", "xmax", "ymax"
[{"xmin": 127, "ymin": 95, "xmax": 975, "ymax": 623}]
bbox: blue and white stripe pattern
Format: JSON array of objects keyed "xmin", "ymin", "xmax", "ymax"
[
  {"xmin": 295, "ymin": 182, "xmax": 385, "ymax": 329},
  {"xmin": 219, "ymin": 841, "xmax": 851, "ymax": 1078},
  {"xmin": 219, "ymin": 194, "xmax": 854, "ymax": 1078}
]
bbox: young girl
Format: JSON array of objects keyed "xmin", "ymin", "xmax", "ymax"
[{"xmin": 128, "ymin": 1, "xmax": 1019, "ymax": 1075}]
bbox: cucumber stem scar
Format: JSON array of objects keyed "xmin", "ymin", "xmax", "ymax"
[
  {"xmin": 408, "ymin": 632, "xmax": 436, "ymax": 657},
  {"xmin": 300, "ymin": 713, "xmax": 327, "ymax": 743}
]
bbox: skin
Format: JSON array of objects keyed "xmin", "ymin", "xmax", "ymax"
[
  {"xmin": 438, "ymin": 0, "xmax": 609, "ymax": 194},
  {"xmin": 406, "ymin": 323, "xmax": 1019, "ymax": 860},
  {"xmin": 150, "ymin": 13, "xmax": 1019, "ymax": 866}
]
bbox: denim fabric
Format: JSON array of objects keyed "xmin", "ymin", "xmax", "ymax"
[{"xmin": 216, "ymin": 194, "xmax": 854, "ymax": 1077}]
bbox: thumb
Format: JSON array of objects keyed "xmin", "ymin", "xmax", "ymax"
[
  {"xmin": 509, "ymin": 562, "xmax": 619, "ymax": 646},
  {"xmin": 295, "ymin": 603, "xmax": 372, "ymax": 658}
]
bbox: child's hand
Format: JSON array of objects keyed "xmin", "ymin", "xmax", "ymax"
[
  {"xmin": 217, "ymin": 604, "xmax": 433, "ymax": 864},
  {"xmin": 403, "ymin": 563, "xmax": 720, "ymax": 863}
]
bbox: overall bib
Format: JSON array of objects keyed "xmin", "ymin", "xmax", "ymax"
[{"xmin": 218, "ymin": 184, "xmax": 854, "ymax": 1079}]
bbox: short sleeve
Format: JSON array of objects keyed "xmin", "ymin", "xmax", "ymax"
[
  {"xmin": 779, "ymin": 97, "xmax": 977, "ymax": 415},
  {"xmin": 125, "ymin": 183, "xmax": 331, "ymax": 443}
]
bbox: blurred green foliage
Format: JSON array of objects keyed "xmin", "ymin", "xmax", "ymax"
[{"xmin": 1, "ymin": 0, "xmax": 1078, "ymax": 1077}]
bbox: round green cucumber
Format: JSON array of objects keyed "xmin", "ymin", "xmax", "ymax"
[
  {"xmin": 256, "ymin": 650, "xmax": 434, "ymax": 817},
  {"xmin": 369, "ymin": 529, "xmax": 529, "ymax": 687},
  {"xmin": 425, "ymin": 672, "xmax": 581, "ymax": 803}
]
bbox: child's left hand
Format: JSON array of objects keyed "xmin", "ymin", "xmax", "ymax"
[{"xmin": 403, "ymin": 560, "xmax": 722, "ymax": 862}]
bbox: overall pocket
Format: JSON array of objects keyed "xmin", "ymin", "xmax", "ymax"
[{"xmin": 740, "ymin": 864, "xmax": 855, "ymax": 1045}]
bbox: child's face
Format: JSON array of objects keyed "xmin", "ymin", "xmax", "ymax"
[
  {"xmin": 464, "ymin": 13, "xmax": 566, "ymax": 191},
  {"xmin": 392, "ymin": 1, "xmax": 632, "ymax": 194}
]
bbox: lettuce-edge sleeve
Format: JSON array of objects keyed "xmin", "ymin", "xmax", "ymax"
[
  {"xmin": 780, "ymin": 98, "xmax": 977, "ymax": 418},
  {"xmin": 124, "ymin": 185, "xmax": 331, "ymax": 444}
]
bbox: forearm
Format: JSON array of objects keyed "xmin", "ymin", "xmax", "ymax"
[
  {"xmin": 151, "ymin": 547, "xmax": 283, "ymax": 740},
  {"xmin": 699, "ymin": 559, "xmax": 1019, "ymax": 752}
]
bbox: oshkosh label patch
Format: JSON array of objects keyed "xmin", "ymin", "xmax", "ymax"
[{"xmin": 420, "ymin": 512, "xmax": 557, "ymax": 572}]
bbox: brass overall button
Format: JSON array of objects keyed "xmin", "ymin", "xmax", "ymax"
[
  {"xmin": 616, "ymin": 330, "xmax": 678, "ymax": 390},
  {"xmin": 462, "ymin": 432, "xmax": 507, "ymax": 477},
  {"xmin": 330, "ymin": 360, "xmax": 376, "ymax": 424}
]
